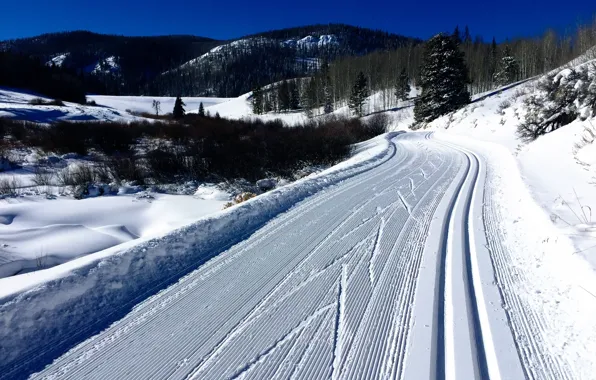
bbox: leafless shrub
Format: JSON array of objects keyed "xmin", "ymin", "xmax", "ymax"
[
  {"xmin": 366, "ymin": 113, "xmax": 389, "ymax": 135},
  {"xmin": 0, "ymin": 176, "xmax": 21, "ymax": 196},
  {"xmin": 497, "ymin": 100, "xmax": 512, "ymax": 115},
  {"xmin": 32, "ymin": 168, "xmax": 54, "ymax": 187},
  {"xmin": 56, "ymin": 166, "xmax": 75, "ymax": 188},
  {"xmin": 71, "ymin": 164, "xmax": 96, "ymax": 187}
]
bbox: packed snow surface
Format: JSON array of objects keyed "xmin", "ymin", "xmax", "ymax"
[{"xmin": 1, "ymin": 132, "xmax": 594, "ymax": 379}]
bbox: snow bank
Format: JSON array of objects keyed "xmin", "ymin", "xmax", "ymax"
[
  {"xmin": 0, "ymin": 132, "xmax": 400, "ymax": 378},
  {"xmin": 0, "ymin": 193, "xmax": 226, "ymax": 278}
]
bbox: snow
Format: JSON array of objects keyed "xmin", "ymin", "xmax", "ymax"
[
  {"xmin": 88, "ymin": 95, "xmax": 231, "ymax": 116},
  {"xmin": 0, "ymin": 192, "xmax": 228, "ymax": 278},
  {"xmin": 0, "ymin": 132, "xmax": 398, "ymax": 379},
  {"xmin": 46, "ymin": 53, "xmax": 69, "ymax": 67},
  {"xmin": 283, "ymin": 34, "xmax": 339, "ymax": 49},
  {"xmin": 86, "ymin": 56, "xmax": 120, "ymax": 75},
  {"xmin": 200, "ymin": 92, "xmax": 310, "ymax": 124},
  {"xmin": 0, "ymin": 87, "xmax": 231, "ymax": 123},
  {"xmin": 173, "ymin": 34, "xmax": 338, "ymax": 74},
  {"xmin": 4, "ymin": 131, "xmax": 591, "ymax": 379},
  {"xmin": 1, "ymin": 47, "xmax": 596, "ymax": 380},
  {"xmin": 0, "ymin": 87, "xmax": 140, "ymax": 123}
]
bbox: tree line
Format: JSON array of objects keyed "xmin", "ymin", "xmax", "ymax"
[
  {"xmin": 0, "ymin": 51, "xmax": 87, "ymax": 103},
  {"xmin": 251, "ymin": 18, "xmax": 596, "ymax": 120}
]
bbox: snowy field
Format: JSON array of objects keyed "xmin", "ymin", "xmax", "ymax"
[
  {"xmin": 0, "ymin": 87, "xmax": 232, "ymax": 123},
  {"xmin": 0, "ymin": 87, "xmax": 139, "ymax": 122},
  {"xmin": 87, "ymin": 95, "xmax": 230, "ymax": 116}
]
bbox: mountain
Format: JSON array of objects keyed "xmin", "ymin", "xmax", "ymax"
[
  {"xmin": 154, "ymin": 24, "xmax": 420, "ymax": 97},
  {"xmin": 0, "ymin": 25, "xmax": 420, "ymax": 97},
  {"xmin": 0, "ymin": 31, "xmax": 221, "ymax": 95}
]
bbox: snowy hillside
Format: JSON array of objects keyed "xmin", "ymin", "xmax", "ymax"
[
  {"xmin": 0, "ymin": 87, "xmax": 231, "ymax": 122},
  {"xmin": 171, "ymin": 34, "xmax": 339, "ymax": 74},
  {"xmin": 0, "ymin": 87, "xmax": 138, "ymax": 122},
  {"xmin": 46, "ymin": 53, "xmax": 69, "ymax": 67},
  {"xmin": 88, "ymin": 94, "xmax": 231, "ymax": 116},
  {"xmin": 388, "ymin": 58, "xmax": 596, "ymax": 275}
]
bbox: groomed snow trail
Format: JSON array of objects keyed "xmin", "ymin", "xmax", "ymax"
[{"xmin": 13, "ymin": 133, "xmax": 558, "ymax": 379}]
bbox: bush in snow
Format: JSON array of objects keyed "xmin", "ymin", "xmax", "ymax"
[
  {"xmin": 517, "ymin": 65, "xmax": 595, "ymax": 142},
  {"xmin": 32, "ymin": 167, "xmax": 54, "ymax": 187},
  {"xmin": 223, "ymin": 192, "xmax": 257, "ymax": 209},
  {"xmin": 0, "ymin": 176, "xmax": 21, "ymax": 197},
  {"xmin": 256, "ymin": 178, "xmax": 277, "ymax": 192},
  {"xmin": 366, "ymin": 113, "xmax": 389, "ymax": 136}
]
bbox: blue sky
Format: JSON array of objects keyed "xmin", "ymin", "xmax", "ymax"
[{"xmin": 2, "ymin": 0, "xmax": 595, "ymax": 42}]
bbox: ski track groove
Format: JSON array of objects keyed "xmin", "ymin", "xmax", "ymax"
[{"xmin": 22, "ymin": 133, "xmax": 542, "ymax": 380}]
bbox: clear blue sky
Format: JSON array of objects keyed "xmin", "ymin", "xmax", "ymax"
[{"xmin": 2, "ymin": 0, "xmax": 595, "ymax": 42}]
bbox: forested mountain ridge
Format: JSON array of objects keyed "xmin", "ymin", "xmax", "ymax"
[
  {"xmin": 153, "ymin": 24, "xmax": 420, "ymax": 97},
  {"xmin": 0, "ymin": 31, "xmax": 222, "ymax": 95},
  {"xmin": 0, "ymin": 26, "xmax": 419, "ymax": 97}
]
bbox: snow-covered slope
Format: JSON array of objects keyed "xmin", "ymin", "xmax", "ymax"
[
  {"xmin": 87, "ymin": 56, "xmax": 120, "ymax": 75},
  {"xmin": 0, "ymin": 87, "xmax": 139, "ymax": 122},
  {"xmin": 0, "ymin": 87, "xmax": 231, "ymax": 122},
  {"xmin": 171, "ymin": 34, "xmax": 339, "ymax": 73},
  {"xmin": 88, "ymin": 95, "xmax": 231, "ymax": 116},
  {"xmin": 46, "ymin": 53, "xmax": 69, "ymax": 67},
  {"xmin": 388, "ymin": 58, "xmax": 596, "ymax": 276}
]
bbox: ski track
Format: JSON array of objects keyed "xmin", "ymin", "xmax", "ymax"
[{"xmin": 7, "ymin": 132, "xmax": 565, "ymax": 379}]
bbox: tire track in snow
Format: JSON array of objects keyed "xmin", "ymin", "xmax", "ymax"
[{"xmin": 24, "ymin": 133, "xmax": 529, "ymax": 380}]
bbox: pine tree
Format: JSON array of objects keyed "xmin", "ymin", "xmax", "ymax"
[
  {"xmin": 452, "ymin": 26, "xmax": 462, "ymax": 45},
  {"xmin": 414, "ymin": 34, "xmax": 471, "ymax": 124},
  {"xmin": 493, "ymin": 46, "xmax": 520, "ymax": 86},
  {"xmin": 173, "ymin": 96, "xmax": 186, "ymax": 119},
  {"xmin": 303, "ymin": 78, "xmax": 318, "ymax": 117},
  {"xmin": 321, "ymin": 59, "xmax": 334, "ymax": 114},
  {"xmin": 395, "ymin": 68, "xmax": 410, "ymax": 101},
  {"xmin": 198, "ymin": 102, "xmax": 205, "ymax": 117},
  {"xmin": 323, "ymin": 82, "xmax": 334, "ymax": 114},
  {"xmin": 252, "ymin": 84, "xmax": 264, "ymax": 114},
  {"xmin": 349, "ymin": 71, "xmax": 369, "ymax": 117},
  {"xmin": 277, "ymin": 80, "xmax": 290, "ymax": 111},
  {"xmin": 490, "ymin": 37, "xmax": 498, "ymax": 83},
  {"xmin": 289, "ymin": 81, "xmax": 300, "ymax": 110},
  {"xmin": 215, "ymin": 112, "xmax": 221, "ymax": 119}
]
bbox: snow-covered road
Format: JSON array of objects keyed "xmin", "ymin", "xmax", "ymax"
[{"xmin": 2, "ymin": 133, "xmax": 574, "ymax": 379}]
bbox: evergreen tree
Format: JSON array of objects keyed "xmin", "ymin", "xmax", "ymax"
[
  {"xmin": 277, "ymin": 80, "xmax": 290, "ymax": 111},
  {"xmin": 198, "ymin": 102, "xmax": 205, "ymax": 117},
  {"xmin": 252, "ymin": 84, "xmax": 264, "ymax": 114},
  {"xmin": 289, "ymin": 81, "xmax": 300, "ymax": 110},
  {"xmin": 395, "ymin": 68, "xmax": 410, "ymax": 101},
  {"xmin": 303, "ymin": 78, "xmax": 318, "ymax": 117},
  {"xmin": 490, "ymin": 37, "xmax": 498, "ymax": 82},
  {"xmin": 493, "ymin": 46, "xmax": 520, "ymax": 86},
  {"xmin": 414, "ymin": 34, "xmax": 471, "ymax": 123},
  {"xmin": 215, "ymin": 112, "xmax": 221, "ymax": 119},
  {"xmin": 173, "ymin": 96, "xmax": 186, "ymax": 119},
  {"xmin": 349, "ymin": 71, "xmax": 369, "ymax": 117},
  {"xmin": 323, "ymin": 82, "xmax": 334, "ymax": 114},
  {"xmin": 321, "ymin": 59, "xmax": 334, "ymax": 114},
  {"xmin": 452, "ymin": 26, "xmax": 462, "ymax": 45}
]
